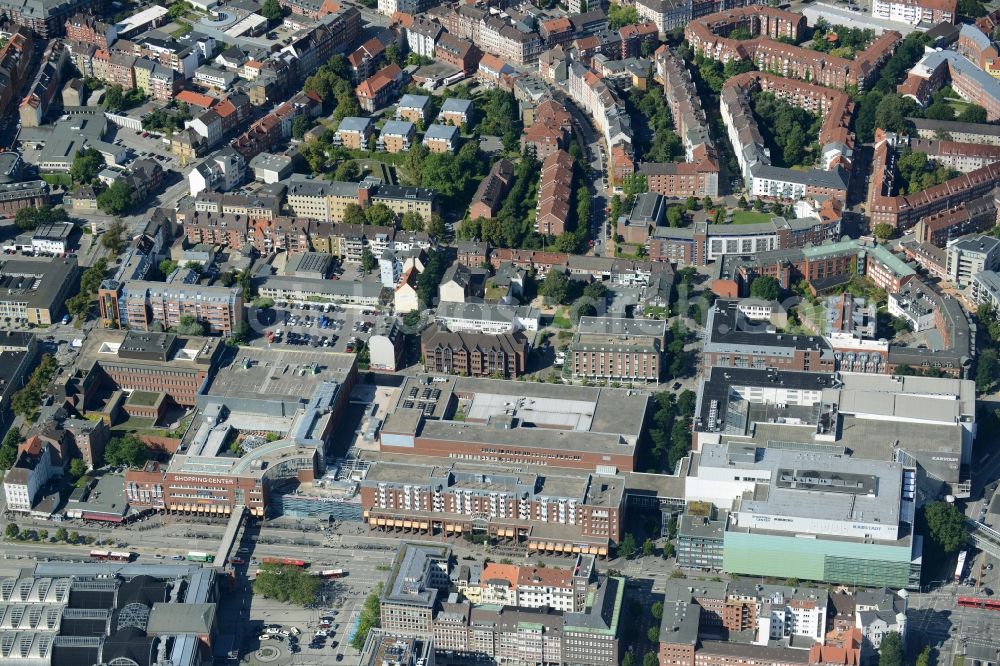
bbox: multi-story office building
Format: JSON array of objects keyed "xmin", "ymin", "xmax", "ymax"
[
  {"xmin": 3, "ymin": 441, "xmax": 55, "ymax": 512},
  {"xmin": 569, "ymin": 316, "xmax": 666, "ymax": 383},
  {"xmin": 284, "ymin": 177, "xmax": 436, "ymax": 224},
  {"xmin": 946, "ymin": 234, "xmax": 1000, "ymax": 288},
  {"xmin": 125, "ymin": 347, "xmax": 356, "ymax": 517},
  {"xmin": 702, "ymin": 300, "xmax": 836, "ymax": 372},
  {"xmin": 888, "ymin": 279, "xmax": 939, "ymax": 332},
  {"xmin": 913, "ymin": 192, "xmax": 998, "ymax": 247},
  {"xmin": 434, "ymin": 302, "xmax": 540, "ymax": 335},
  {"xmin": 420, "ymin": 327, "xmax": 528, "ymax": 379},
  {"xmin": 379, "ymin": 542, "xmax": 625, "ymax": 664},
  {"xmin": 685, "ymin": 441, "xmax": 920, "ymax": 589},
  {"xmin": 101, "ymin": 269, "xmax": 243, "ymax": 336},
  {"xmin": 971, "ymin": 270, "xmax": 1000, "ymax": 311},
  {"xmin": 360, "ymin": 632, "xmax": 435, "ymax": 666},
  {"xmin": 649, "ymin": 209, "xmax": 842, "ymax": 266},
  {"xmin": 871, "ymin": 0, "xmax": 956, "ymax": 25},
  {"xmin": 658, "ymin": 579, "xmax": 844, "ymax": 666},
  {"xmin": 467, "ymin": 559, "xmax": 594, "ymax": 612},
  {"xmin": 378, "ymin": 375, "xmax": 648, "ymax": 474},
  {"xmin": 0, "ymin": 256, "xmax": 78, "ymax": 325}
]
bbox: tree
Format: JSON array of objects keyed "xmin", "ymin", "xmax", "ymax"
[
  {"xmin": 401, "ymin": 211, "xmax": 425, "ymax": 232},
  {"xmin": 291, "ymin": 115, "xmax": 311, "ymax": 140},
  {"xmin": 334, "ymin": 160, "xmax": 361, "ymax": 182},
  {"xmin": 666, "ymin": 206, "xmax": 685, "ymax": 228},
  {"xmin": 66, "ymin": 292, "xmax": 92, "ymax": 321},
  {"xmin": 100, "ymin": 218, "xmax": 128, "ymax": 254},
  {"xmin": 343, "ymin": 203, "xmax": 366, "ymax": 226},
  {"xmin": 69, "ymin": 458, "xmax": 88, "ymax": 480},
  {"xmin": 14, "ymin": 205, "xmax": 68, "ymax": 232},
  {"xmin": 253, "ymin": 297, "xmax": 274, "ymax": 309},
  {"xmin": 923, "ymin": 501, "xmax": 967, "ymax": 554},
  {"xmin": 541, "ymin": 270, "xmax": 572, "ymax": 305},
  {"xmin": 253, "ymin": 564, "xmax": 323, "ymax": 605},
  {"xmin": 4, "ymin": 524, "xmax": 18, "ymax": 539},
  {"xmin": 873, "ymin": 223, "xmax": 894, "ymax": 241},
  {"xmin": 104, "ymin": 434, "xmax": 150, "ymax": 469},
  {"xmin": 71, "ymin": 147, "xmax": 103, "ymax": 184},
  {"xmin": 365, "ymin": 203, "xmax": 396, "ymax": 227},
  {"xmin": 416, "ymin": 250, "xmax": 448, "ymax": 307},
  {"xmin": 622, "ymin": 653, "xmax": 636, "ymax": 666},
  {"xmin": 646, "ymin": 626, "xmax": 660, "ymax": 643},
  {"xmin": 583, "ymin": 282, "xmax": 608, "ymax": 303},
  {"xmin": 185, "ymin": 261, "xmax": 204, "ymax": 274},
  {"xmin": 351, "ymin": 583, "xmax": 384, "ymax": 649},
  {"xmin": 159, "ymin": 259, "xmax": 178, "ymax": 277},
  {"xmin": 54, "ymin": 527, "xmax": 67, "ymax": 542},
  {"xmin": 923, "ymin": 100, "xmax": 954, "ymax": 121},
  {"xmin": 873, "ymin": 94, "xmax": 920, "ymax": 135},
  {"xmin": 702, "ymin": 196, "xmax": 713, "ymax": 210},
  {"xmin": 384, "ymin": 43, "xmax": 403, "ymax": 67},
  {"xmin": 878, "ymin": 632, "xmax": 904, "ymax": 666},
  {"xmin": 958, "ymin": 0, "xmax": 988, "ymax": 18},
  {"xmin": 97, "ymin": 180, "xmax": 134, "ymax": 216},
  {"xmin": 361, "ymin": 247, "xmax": 377, "ymax": 274},
  {"xmin": 260, "ymin": 0, "xmax": 283, "ymax": 20},
  {"xmin": 642, "ymin": 538, "xmax": 655, "ymax": 557},
  {"xmin": 958, "ymin": 105, "xmax": 988, "ymax": 123},
  {"xmin": 685, "ymin": 196, "xmax": 698, "ymax": 211},
  {"xmin": 750, "ymin": 275, "xmax": 781, "ymax": 301},
  {"xmin": 662, "ymin": 541, "xmax": 675, "ymax": 559},
  {"xmin": 607, "ymin": 2, "xmax": 639, "ymax": 27},
  {"xmin": 651, "ymin": 602, "xmax": 664, "ymax": 620},
  {"xmin": 238, "ymin": 269, "xmax": 254, "ymax": 302},
  {"xmin": 0, "ymin": 429, "xmax": 21, "ymax": 470},
  {"xmin": 619, "ymin": 532, "xmax": 637, "ymax": 559},
  {"xmin": 176, "ymin": 314, "xmax": 205, "ymax": 336},
  {"xmin": 167, "ymin": 1, "xmax": 188, "ymax": 18},
  {"xmin": 68, "ymin": 531, "xmax": 79, "ymax": 544},
  {"xmin": 643, "ymin": 652, "xmax": 659, "ymax": 666},
  {"xmin": 915, "ymin": 645, "xmax": 931, "ymax": 666},
  {"xmin": 978, "ymin": 348, "xmax": 1000, "ymax": 392}
]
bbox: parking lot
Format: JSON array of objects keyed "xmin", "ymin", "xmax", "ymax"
[
  {"xmin": 108, "ymin": 125, "xmax": 180, "ymax": 169},
  {"xmin": 255, "ymin": 303, "xmax": 381, "ymax": 354}
]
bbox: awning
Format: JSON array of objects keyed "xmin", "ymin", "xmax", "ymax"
[{"xmin": 81, "ymin": 512, "xmax": 124, "ymax": 523}]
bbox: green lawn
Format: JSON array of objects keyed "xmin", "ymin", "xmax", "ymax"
[
  {"xmin": 551, "ymin": 309, "xmax": 572, "ymax": 329},
  {"xmin": 731, "ymin": 210, "xmax": 773, "ymax": 225},
  {"xmin": 126, "ymin": 391, "xmax": 160, "ymax": 407}
]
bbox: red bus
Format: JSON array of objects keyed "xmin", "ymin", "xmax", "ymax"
[
  {"xmin": 957, "ymin": 596, "xmax": 1000, "ymax": 611},
  {"xmin": 109, "ymin": 551, "xmax": 133, "ymax": 562},
  {"xmin": 89, "ymin": 550, "xmax": 110, "ymax": 560},
  {"xmin": 315, "ymin": 569, "xmax": 345, "ymax": 579},
  {"xmin": 261, "ymin": 557, "xmax": 307, "ymax": 567}
]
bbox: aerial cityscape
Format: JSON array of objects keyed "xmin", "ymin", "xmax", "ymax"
[{"xmin": 3, "ymin": 0, "xmax": 1000, "ymax": 662}]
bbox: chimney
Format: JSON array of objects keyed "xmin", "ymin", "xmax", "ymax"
[{"xmin": 358, "ymin": 181, "xmax": 372, "ymax": 208}]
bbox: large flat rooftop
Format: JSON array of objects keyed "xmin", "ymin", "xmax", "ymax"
[
  {"xmin": 390, "ymin": 374, "xmax": 648, "ymax": 443},
  {"xmin": 204, "ymin": 347, "xmax": 355, "ymax": 403}
]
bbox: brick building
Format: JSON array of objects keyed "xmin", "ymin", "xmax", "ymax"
[
  {"xmin": 686, "ymin": 6, "xmax": 900, "ymax": 90},
  {"xmin": 378, "ymin": 375, "xmax": 648, "ymax": 474},
  {"xmin": 78, "ymin": 330, "xmax": 222, "ymax": 408},
  {"xmin": 421, "ymin": 326, "xmax": 527, "ymax": 378},
  {"xmin": 570, "ymin": 316, "xmax": 666, "ymax": 383},
  {"xmin": 363, "ymin": 464, "xmax": 624, "ymax": 552}
]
